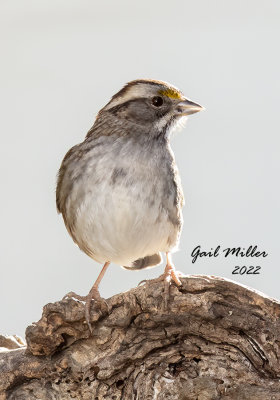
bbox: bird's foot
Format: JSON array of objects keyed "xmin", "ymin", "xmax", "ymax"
[
  {"xmin": 84, "ymin": 286, "xmax": 109, "ymax": 333},
  {"xmin": 63, "ymin": 288, "xmax": 108, "ymax": 333},
  {"xmin": 138, "ymin": 262, "xmax": 183, "ymax": 310}
]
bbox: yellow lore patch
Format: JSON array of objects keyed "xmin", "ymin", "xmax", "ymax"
[{"xmin": 158, "ymin": 88, "xmax": 183, "ymax": 100}]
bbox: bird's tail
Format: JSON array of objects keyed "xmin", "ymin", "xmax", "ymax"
[{"xmin": 123, "ymin": 253, "xmax": 162, "ymax": 270}]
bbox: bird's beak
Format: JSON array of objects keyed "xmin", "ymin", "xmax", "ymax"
[{"xmin": 176, "ymin": 99, "xmax": 204, "ymax": 116}]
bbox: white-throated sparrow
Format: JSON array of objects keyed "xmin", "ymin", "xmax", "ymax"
[{"xmin": 56, "ymin": 79, "xmax": 203, "ymax": 331}]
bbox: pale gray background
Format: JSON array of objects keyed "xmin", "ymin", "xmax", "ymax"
[{"xmin": 1, "ymin": 1, "xmax": 279, "ymax": 338}]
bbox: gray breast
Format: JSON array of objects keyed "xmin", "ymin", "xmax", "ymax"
[{"xmin": 57, "ymin": 133, "xmax": 184, "ymax": 252}]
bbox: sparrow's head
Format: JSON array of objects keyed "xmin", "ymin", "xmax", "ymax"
[{"xmin": 99, "ymin": 79, "xmax": 203, "ymax": 137}]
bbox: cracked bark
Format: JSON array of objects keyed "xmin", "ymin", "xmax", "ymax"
[{"xmin": 0, "ymin": 275, "xmax": 280, "ymax": 399}]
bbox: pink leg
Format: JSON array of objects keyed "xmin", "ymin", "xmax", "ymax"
[
  {"xmin": 63, "ymin": 261, "xmax": 110, "ymax": 333},
  {"xmin": 138, "ymin": 252, "xmax": 183, "ymax": 309},
  {"xmin": 163, "ymin": 252, "xmax": 182, "ymax": 308}
]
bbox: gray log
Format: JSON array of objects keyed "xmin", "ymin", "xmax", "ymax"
[{"xmin": 0, "ymin": 276, "xmax": 280, "ymax": 399}]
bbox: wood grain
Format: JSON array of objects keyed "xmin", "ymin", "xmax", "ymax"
[{"xmin": 1, "ymin": 276, "xmax": 280, "ymax": 399}]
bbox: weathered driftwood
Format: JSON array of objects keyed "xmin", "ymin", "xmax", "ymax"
[{"xmin": 0, "ymin": 275, "xmax": 280, "ymax": 399}]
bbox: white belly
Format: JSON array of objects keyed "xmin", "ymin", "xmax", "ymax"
[
  {"xmin": 70, "ymin": 179, "xmax": 180, "ymax": 265},
  {"xmin": 62, "ymin": 136, "xmax": 183, "ymax": 265}
]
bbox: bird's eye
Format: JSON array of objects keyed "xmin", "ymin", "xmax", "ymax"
[{"xmin": 151, "ymin": 96, "xmax": 164, "ymax": 107}]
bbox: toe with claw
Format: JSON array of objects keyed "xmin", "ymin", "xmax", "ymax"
[
  {"xmin": 138, "ymin": 253, "xmax": 184, "ymax": 310},
  {"xmin": 62, "ymin": 261, "xmax": 110, "ymax": 333}
]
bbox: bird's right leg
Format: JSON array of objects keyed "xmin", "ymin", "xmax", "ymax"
[{"xmin": 63, "ymin": 261, "xmax": 110, "ymax": 333}]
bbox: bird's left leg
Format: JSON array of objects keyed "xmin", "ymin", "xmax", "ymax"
[
  {"xmin": 63, "ymin": 261, "xmax": 110, "ymax": 333},
  {"xmin": 138, "ymin": 252, "xmax": 183, "ymax": 309},
  {"xmin": 161, "ymin": 252, "xmax": 183, "ymax": 309}
]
